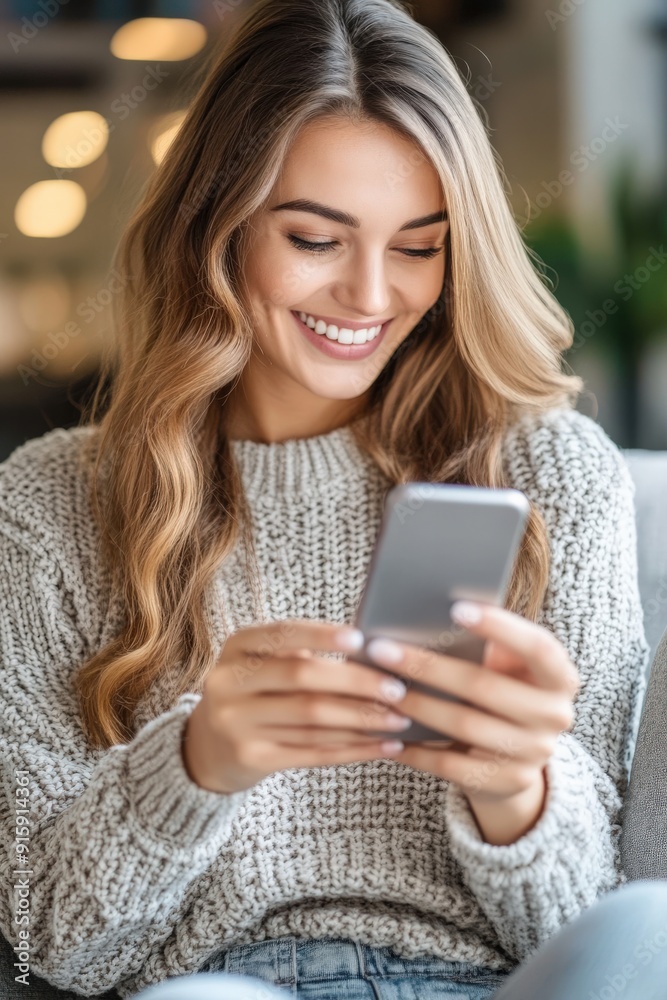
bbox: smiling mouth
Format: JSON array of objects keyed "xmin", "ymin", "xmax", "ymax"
[{"xmin": 293, "ymin": 310, "xmax": 387, "ymax": 345}]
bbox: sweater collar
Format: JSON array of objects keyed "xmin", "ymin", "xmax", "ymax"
[{"xmin": 229, "ymin": 422, "xmax": 377, "ymax": 497}]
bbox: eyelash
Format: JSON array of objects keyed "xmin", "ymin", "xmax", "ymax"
[{"xmin": 287, "ymin": 234, "xmax": 445, "ymax": 259}]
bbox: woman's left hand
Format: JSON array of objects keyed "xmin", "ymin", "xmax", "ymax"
[{"xmin": 363, "ymin": 601, "xmax": 581, "ymax": 846}]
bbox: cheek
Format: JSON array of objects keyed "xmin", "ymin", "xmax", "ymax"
[
  {"xmin": 242, "ymin": 236, "xmax": 298, "ymax": 311},
  {"xmin": 391, "ymin": 259, "xmax": 446, "ymax": 316}
]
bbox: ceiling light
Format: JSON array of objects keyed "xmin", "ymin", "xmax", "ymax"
[
  {"xmin": 15, "ymin": 180, "xmax": 87, "ymax": 238},
  {"xmin": 110, "ymin": 18, "xmax": 207, "ymax": 61},
  {"xmin": 42, "ymin": 111, "xmax": 109, "ymax": 169}
]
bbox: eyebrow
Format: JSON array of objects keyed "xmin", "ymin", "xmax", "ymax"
[{"xmin": 270, "ymin": 199, "xmax": 448, "ymax": 231}]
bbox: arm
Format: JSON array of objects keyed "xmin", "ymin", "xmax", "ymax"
[
  {"xmin": 0, "ymin": 526, "xmax": 251, "ymax": 995},
  {"xmin": 443, "ymin": 410, "xmax": 649, "ymax": 961}
]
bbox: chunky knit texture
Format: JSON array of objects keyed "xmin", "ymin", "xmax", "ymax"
[{"xmin": 0, "ymin": 408, "xmax": 648, "ymax": 998}]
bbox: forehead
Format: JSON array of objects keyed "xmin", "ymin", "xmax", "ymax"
[{"xmin": 269, "ymin": 116, "xmax": 445, "ymax": 224}]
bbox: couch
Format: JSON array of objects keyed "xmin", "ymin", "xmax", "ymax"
[{"xmin": 2, "ymin": 447, "xmax": 667, "ymax": 999}]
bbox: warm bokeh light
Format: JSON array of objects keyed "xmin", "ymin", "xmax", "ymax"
[
  {"xmin": 149, "ymin": 110, "xmax": 187, "ymax": 166},
  {"xmin": 14, "ymin": 180, "xmax": 87, "ymax": 238},
  {"xmin": 42, "ymin": 111, "xmax": 109, "ymax": 169},
  {"xmin": 110, "ymin": 18, "xmax": 207, "ymax": 61}
]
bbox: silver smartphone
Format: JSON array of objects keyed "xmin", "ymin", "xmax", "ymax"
[{"xmin": 351, "ymin": 483, "xmax": 530, "ymax": 743}]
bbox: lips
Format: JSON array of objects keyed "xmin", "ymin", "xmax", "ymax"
[
  {"xmin": 291, "ymin": 310, "xmax": 391, "ymax": 360},
  {"xmin": 296, "ymin": 311, "xmax": 384, "ymax": 343}
]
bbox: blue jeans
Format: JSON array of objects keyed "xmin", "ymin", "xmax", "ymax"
[{"xmin": 134, "ymin": 881, "xmax": 667, "ymax": 999}]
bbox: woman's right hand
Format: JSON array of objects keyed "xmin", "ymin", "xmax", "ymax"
[{"xmin": 182, "ymin": 619, "xmax": 411, "ymax": 794}]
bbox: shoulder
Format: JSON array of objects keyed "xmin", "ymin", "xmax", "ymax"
[
  {"xmin": 0, "ymin": 424, "xmax": 101, "ymax": 554},
  {"xmin": 502, "ymin": 406, "xmax": 633, "ymax": 508}
]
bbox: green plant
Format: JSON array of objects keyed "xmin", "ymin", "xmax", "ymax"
[{"xmin": 524, "ymin": 162, "xmax": 667, "ymax": 446}]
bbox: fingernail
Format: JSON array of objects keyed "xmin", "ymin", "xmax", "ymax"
[
  {"xmin": 366, "ymin": 638, "xmax": 404, "ymax": 665},
  {"xmin": 450, "ymin": 601, "xmax": 482, "ymax": 626},
  {"xmin": 334, "ymin": 628, "xmax": 365, "ymax": 652},
  {"xmin": 381, "ymin": 740, "xmax": 405, "ymax": 755},
  {"xmin": 380, "ymin": 677, "xmax": 407, "ymax": 702}
]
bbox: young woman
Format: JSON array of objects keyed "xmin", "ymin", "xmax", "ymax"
[{"xmin": 1, "ymin": 1, "xmax": 665, "ymax": 998}]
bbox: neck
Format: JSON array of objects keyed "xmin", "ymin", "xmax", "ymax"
[{"xmin": 224, "ymin": 370, "xmax": 370, "ymax": 444}]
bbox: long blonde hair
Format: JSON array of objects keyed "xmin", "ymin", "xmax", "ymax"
[{"xmin": 75, "ymin": 0, "xmax": 581, "ymax": 749}]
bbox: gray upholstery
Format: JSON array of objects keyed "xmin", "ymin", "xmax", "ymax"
[
  {"xmin": 1, "ymin": 446, "xmax": 666, "ymax": 998},
  {"xmin": 0, "ymin": 932, "xmax": 120, "ymax": 1000},
  {"xmin": 621, "ymin": 627, "xmax": 667, "ymax": 880}
]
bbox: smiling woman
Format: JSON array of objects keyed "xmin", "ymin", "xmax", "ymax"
[
  {"xmin": 224, "ymin": 117, "xmax": 451, "ymax": 437},
  {"xmin": 0, "ymin": 0, "xmax": 656, "ymax": 999}
]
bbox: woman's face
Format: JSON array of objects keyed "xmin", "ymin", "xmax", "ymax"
[{"xmin": 233, "ymin": 116, "xmax": 449, "ymax": 438}]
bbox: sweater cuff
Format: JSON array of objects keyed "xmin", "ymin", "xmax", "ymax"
[
  {"xmin": 126, "ymin": 693, "xmax": 249, "ymax": 849},
  {"xmin": 445, "ymin": 735, "xmax": 594, "ymax": 874}
]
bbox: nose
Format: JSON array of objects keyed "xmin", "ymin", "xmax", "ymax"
[{"xmin": 335, "ymin": 248, "xmax": 392, "ymax": 319}]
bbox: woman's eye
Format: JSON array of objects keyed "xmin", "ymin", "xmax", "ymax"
[
  {"xmin": 287, "ymin": 234, "xmax": 445, "ymax": 260},
  {"xmin": 400, "ymin": 246, "xmax": 444, "ymax": 259},
  {"xmin": 288, "ymin": 235, "xmax": 338, "ymax": 254}
]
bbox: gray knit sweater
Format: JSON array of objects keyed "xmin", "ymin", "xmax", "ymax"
[{"xmin": 0, "ymin": 408, "xmax": 648, "ymax": 997}]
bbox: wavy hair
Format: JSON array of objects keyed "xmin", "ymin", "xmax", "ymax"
[{"xmin": 75, "ymin": 0, "xmax": 582, "ymax": 748}]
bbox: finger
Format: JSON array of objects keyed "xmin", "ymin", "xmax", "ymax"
[
  {"xmin": 362, "ymin": 642, "xmax": 574, "ymax": 732},
  {"xmin": 258, "ymin": 727, "xmax": 385, "ymax": 746},
  {"xmin": 214, "ymin": 652, "xmax": 409, "ymax": 711},
  {"xmin": 367, "ymin": 609, "xmax": 578, "ymax": 696},
  {"xmin": 397, "ymin": 744, "xmax": 542, "ymax": 797},
  {"xmin": 239, "ymin": 694, "xmax": 413, "ymax": 735},
  {"xmin": 392, "ymin": 692, "xmax": 555, "ymax": 762},
  {"xmin": 482, "ymin": 640, "xmax": 525, "ymax": 674},
  {"xmin": 223, "ymin": 619, "xmax": 364, "ymax": 660},
  {"xmin": 449, "ymin": 603, "xmax": 580, "ymax": 695},
  {"xmin": 255, "ymin": 739, "xmax": 406, "ymax": 770}
]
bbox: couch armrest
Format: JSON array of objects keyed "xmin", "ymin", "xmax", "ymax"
[{"xmin": 621, "ymin": 626, "xmax": 667, "ymax": 880}]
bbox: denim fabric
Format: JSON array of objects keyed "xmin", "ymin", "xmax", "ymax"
[
  {"xmin": 134, "ymin": 882, "xmax": 667, "ymax": 1000},
  {"xmin": 137, "ymin": 937, "xmax": 508, "ymax": 999}
]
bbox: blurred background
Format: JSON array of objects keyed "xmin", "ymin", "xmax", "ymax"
[{"xmin": 1, "ymin": 0, "xmax": 666, "ymax": 461}]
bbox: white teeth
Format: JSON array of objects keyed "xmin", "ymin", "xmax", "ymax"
[{"xmin": 296, "ymin": 310, "xmax": 383, "ymax": 345}]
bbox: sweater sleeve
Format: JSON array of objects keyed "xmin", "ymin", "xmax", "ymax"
[
  {"xmin": 0, "ymin": 522, "xmax": 251, "ymax": 995},
  {"xmin": 443, "ymin": 409, "xmax": 648, "ymax": 963}
]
